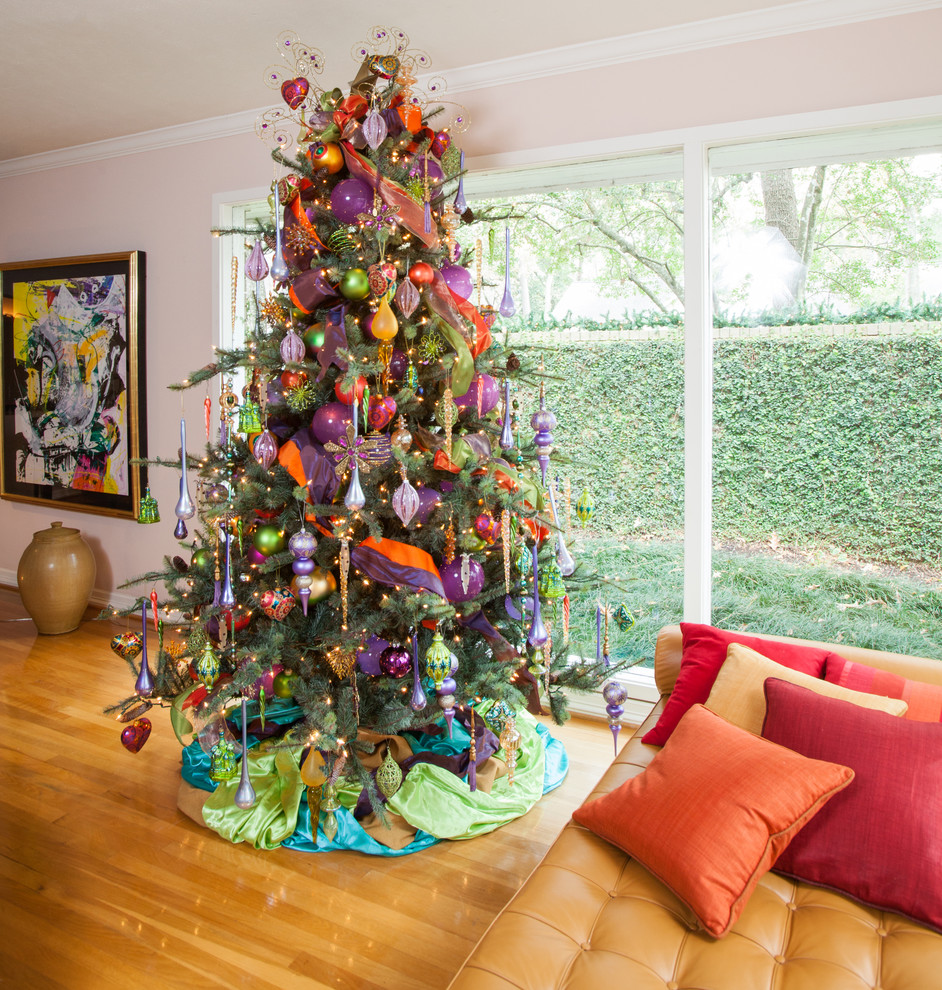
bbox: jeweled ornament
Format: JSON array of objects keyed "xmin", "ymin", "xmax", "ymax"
[
  {"xmin": 280, "ymin": 76, "xmax": 310, "ymax": 109},
  {"xmin": 484, "ymin": 700, "xmax": 514, "ymax": 734},
  {"xmin": 368, "ymin": 395, "xmax": 397, "ymax": 431},
  {"xmin": 613, "ymin": 604, "xmax": 635, "ymax": 632},
  {"xmin": 110, "ymin": 632, "xmax": 143, "ymax": 662},
  {"xmin": 379, "ymin": 645, "xmax": 411, "ymax": 678},
  {"xmin": 260, "ymin": 586, "xmax": 296, "ymax": 620},
  {"xmin": 120, "ymin": 718, "xmax": 152, "ymax": 754}
]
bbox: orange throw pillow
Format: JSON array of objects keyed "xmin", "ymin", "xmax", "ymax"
[{"xmin": 572, "ymin": 704, "xmax": 854, "ymax": 938}]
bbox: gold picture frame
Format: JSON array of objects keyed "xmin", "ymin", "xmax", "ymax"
[{"xmin": 0, "ymin": 251, "xmax": 147, "ymax": 519}]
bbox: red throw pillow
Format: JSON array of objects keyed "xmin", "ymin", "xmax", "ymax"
[
  {"xmin": 762, "ymin": 678, "xmax": 942, "ymax": 933},
  {"xmin": 573, "ymin": 704, "xmax": 853, "ymax": 938},
  {"xmin": 642, "ymin": 623, "xmax": 835, "ymax": 746},
  {"xmin": 825, "ymin": 654, "xmax": 942, "ymax": 722}
]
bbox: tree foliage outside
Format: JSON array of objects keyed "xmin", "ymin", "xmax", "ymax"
[{"xmin": 465, "ymin": 153, "xmax": 942, "ymax": 325}]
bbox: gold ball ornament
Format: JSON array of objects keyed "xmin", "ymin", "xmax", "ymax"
[
  {"xmin": 291, "ymin": 567, "xmax": 337, "ymax": 602},
  {"xmin": 310, "ymin": 142, "xmax": 344, "ymax": 174}
]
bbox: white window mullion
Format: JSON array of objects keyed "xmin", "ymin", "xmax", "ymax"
[{"xmin": 683, "ymin": 139, "xmax": 713, "ymax": 624}]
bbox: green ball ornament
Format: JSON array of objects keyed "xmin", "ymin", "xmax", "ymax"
[
  {"xmin": 253, "ymin": 524, "xmax": 285, "ymax": 557},
  {"xmin": 272, "ymin": 671, "xmax": 299, "ymax": 699},
  {"xmin": 303, "ymin": 323, "xmax": 325, "ymax": 352},
  {"xmin": 339, "ymin": 268, "xmax": 370, "ymax": 300},
  {"xmin": 191, "ymin": 548, "xmax": 214, "ymax": 570}
]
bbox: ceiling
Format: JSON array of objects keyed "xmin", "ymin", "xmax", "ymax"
[{"xmin": 0, "ymin": 0, "xmax": 906, "ymax": 162}]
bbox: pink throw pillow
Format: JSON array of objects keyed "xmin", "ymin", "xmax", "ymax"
[
  {"xmin": 642, "ymin": 623, "xmax": 835, "ymax": 747},
  {"xmin": 762, "ymin": 677, "xmax": 942, "ymax": 933},
  {"xmin": 825, "ymin": 654, "xmax": 942, "ymax": 722}
]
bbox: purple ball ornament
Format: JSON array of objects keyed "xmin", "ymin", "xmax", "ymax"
[
  {"xmin": 311, "ymin": 402, "xmax": 353, "ymax": 444},
  {"xmin": 379, "ymin": 645, "xmax": 411, "ymax": 678},
  {"xmin": 414, "ymin": 486, "xmax": 442, "ymax": 526},
  {"xmin": 388, "ymin": 348, "xmax": 408, "ymax": 380},
  {"xmin": 330, "ymin": 178, "xmax": 373, "ymax": 224},
  {"xmin": 244, "ymin": 545, "xmax": 268, "ymax": 568},
  {"xmin": 253, "ymin": 429, "xmax": 279, "ymax": 471},
  {"xmin": 289, "ymin": 529, "xmax": 317, "ymax": 615},
  {"xmin": 440, "ymin": 262, "xmax": 474, "ymax": 301},
  {"xmin": 409, "ymin": 154, "xmax": 444, "ymax": 187},
  {"xmin": 289, "ymin": 529, "xmax": 317, "ymax": 559},
  {"xmin": 440, "ymin": 554, "xmax": 485, "ymax": 603},
  {"xmin": 455, "ymin": 372, "xmax": 499, "ymax": 417}
]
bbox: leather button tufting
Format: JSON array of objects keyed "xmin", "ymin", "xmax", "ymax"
[
  {"xmin": 667, "ymin": 982, "xmax": 678, "ymax": 989},
  {"xmin": 581, "ymin": 942, "xmax": 591, "ymax": 951},
  {"xmin": 787, "ymin": 902, "xmax": 797, "ymax": 911},
  {"xmin": 775, "ymin": 955, "xmax": 787, "ymax": 965},
  {"xmin": 876, "ymin": 927, "xmax": 887, "ymax": 936}
]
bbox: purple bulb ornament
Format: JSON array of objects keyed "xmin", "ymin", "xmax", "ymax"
[
  {"xmin": 602, "ymin": 679, "xmax": 629, "ymax": 755},
  {"xmin": 289, "ymin": 529, "xmax": 317, "ymax": 615},
  {"xmin": 234, "ymin": 698, "xmax": 256, "ymax": 809},
  {"xmin": 531, "ymin": 388, "xmax": 557, "ymax": 486},
  {"xmin": 499, "ymin": 377, "xmax": 514, "ymax": 450},
  {"xmin": 271, "ymin": 204, "xmax": 290, "ymax": 282},
  {"xmin": 527, "ymin": 541, "xmax": 548, "ymax": 648},
  {"xmin": 220, "ymin": 529, "xmax": 235, "ymax": 609},
  {"xmin": 253, "ymin": 429, "xmax": 279, "ymax": 471},
  {"xmin": 246, "ymin": 240, "xmax": 270, "ymax": 282}
]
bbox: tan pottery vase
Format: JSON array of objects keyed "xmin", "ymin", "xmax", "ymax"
[{"xmin": 17, "ymin": 521, "xmax": 97, "ymax": 634}]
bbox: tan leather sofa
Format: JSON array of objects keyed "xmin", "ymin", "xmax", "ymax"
[{"xmin": 449, "ymin": 625, "xmax": 942, "ymax": 989}]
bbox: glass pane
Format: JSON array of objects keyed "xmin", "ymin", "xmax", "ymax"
[
  {"xmin": 710, "ymin": 153, "xmax": 942, "ymax": 653},
  {"xmin": 465, "ymin": 172, "xmax": 684, "ymax": 668}
]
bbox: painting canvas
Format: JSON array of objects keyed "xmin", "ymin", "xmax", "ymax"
[{"xmin": 1, "ymin": 252, "xmax": 146, "ymax": 518}]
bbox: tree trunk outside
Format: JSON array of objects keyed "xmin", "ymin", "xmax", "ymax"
[{"xmin": 761, "ymin": 169, "xmax": 801, "ymax": 251}]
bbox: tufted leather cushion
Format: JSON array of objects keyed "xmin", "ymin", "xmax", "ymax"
[{"xmin": 448, "ymin": 630, "xmax": 942, "ymax": 990}]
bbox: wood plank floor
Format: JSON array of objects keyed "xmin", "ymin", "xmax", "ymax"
[{"xmin": 0, "ymin": 587, "xmax": 626, "ymax": 989}]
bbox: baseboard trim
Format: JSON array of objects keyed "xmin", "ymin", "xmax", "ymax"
[{"xmin": 0, "ymin": 568, "xmax": 138, "ymax": 614}]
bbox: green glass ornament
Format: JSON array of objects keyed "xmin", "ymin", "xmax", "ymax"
[
  {"xmin": 197, "ymin": 640, "xmax": 220, "ymax": 688},
  {"xmin": 376, "ymin": 749, "xmax": 403, "ymax": 799},
  {"xmin": 137, "ymin": 486, "xmax": 160, "ymax": 524},
  {"xmin": 539, "ymin": 557, "xmax": 567, "ymax": 600},
  {"xmin": 514, "ymin": 544, "xmax": 532, "ymax": 577},
  {"xmin": 209, "ymin": 736, "xmax": 239, "ymax": 782},
  {"xmin": 576, "ymin": 488, "xmax": 594, "ymax": 527},
  {"xmin": 303, "ymin": 323, "xmax": 325, "ymax": 351},
  {"xmin": 327, "ymin": 229, "xmax": 356, "ymax": 258},
  {"xmin": 405, "ymin": 360, "xmax": 419, "ymax": 390},
  {"xmin": 238, "ymin": 399, "xmax": 263, "ymax": 434},
  {"xmin": 191, "ymin": 547, "xmax": 214, "ymax": 570},
  {"xmin": 424, "ymin": 631, "xmax": 451, "ymax": 692},
  {"xmin": 339, "ymin": 267, "xmax": 370, "ymax": 300}
]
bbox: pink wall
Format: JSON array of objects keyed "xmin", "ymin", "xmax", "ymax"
[{"xmin": 0, "ymin": 10, "xmax": 939, "ymax": 601}]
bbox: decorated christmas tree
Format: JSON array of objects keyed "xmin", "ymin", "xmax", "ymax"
[{"xmin": 109, "ymin": 28, "xmax": 625, "ymax": 854}]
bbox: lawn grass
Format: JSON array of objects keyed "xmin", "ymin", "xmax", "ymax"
[{"xmin": 567, "ymin": 534, "xmax": 942, "ymax": 668}]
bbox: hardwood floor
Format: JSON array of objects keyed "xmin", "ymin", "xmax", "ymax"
[{"xmin": 0, "ymin": 587, "xmax": 626, "ymax": 989}]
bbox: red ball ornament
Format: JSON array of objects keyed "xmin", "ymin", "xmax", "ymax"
[
  {"xmin": 367, "ymin": 395, "xmax": 397, "ymax": 431},
  {"xmin": 408, "ymin": 261, "xmax": 434, "ymax": 286},
  {"xmin": 281, "ymin": 369, "xmax": 308, "ymax": 389},
  {"xmin": 334, "ymin": 375, "xmax": 368, "ymax": 405}
]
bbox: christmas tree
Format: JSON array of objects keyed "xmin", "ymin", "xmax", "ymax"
[{"xmin": 110, "ymin": 28, "xmax": 623, "ymax": 853}]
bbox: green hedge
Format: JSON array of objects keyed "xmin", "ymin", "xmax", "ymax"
[{"xmin": 522, "ymin": 332, "xmax": 942, "ymax": 566}]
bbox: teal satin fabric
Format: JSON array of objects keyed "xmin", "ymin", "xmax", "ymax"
[{"xmin": 181, "ymin": 712, "xmax": 568, "ymax": 855}]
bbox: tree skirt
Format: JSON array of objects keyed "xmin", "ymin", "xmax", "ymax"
[{"xmin": 177, "ymin": 710, "xmax": 568, "ymax": 856}]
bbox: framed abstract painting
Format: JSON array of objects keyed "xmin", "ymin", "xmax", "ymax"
[{"xmin": 0, "ymin": 251, "xmax": 147, "ymax": 519}]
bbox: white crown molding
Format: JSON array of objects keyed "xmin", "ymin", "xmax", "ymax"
[
  {"xmin": 1, "ymin": 0, "xmax": 939, "ymax": 179},
  {"xmin": 442, "ymin": 0, "xmax": 942, "ymax": 94}
]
